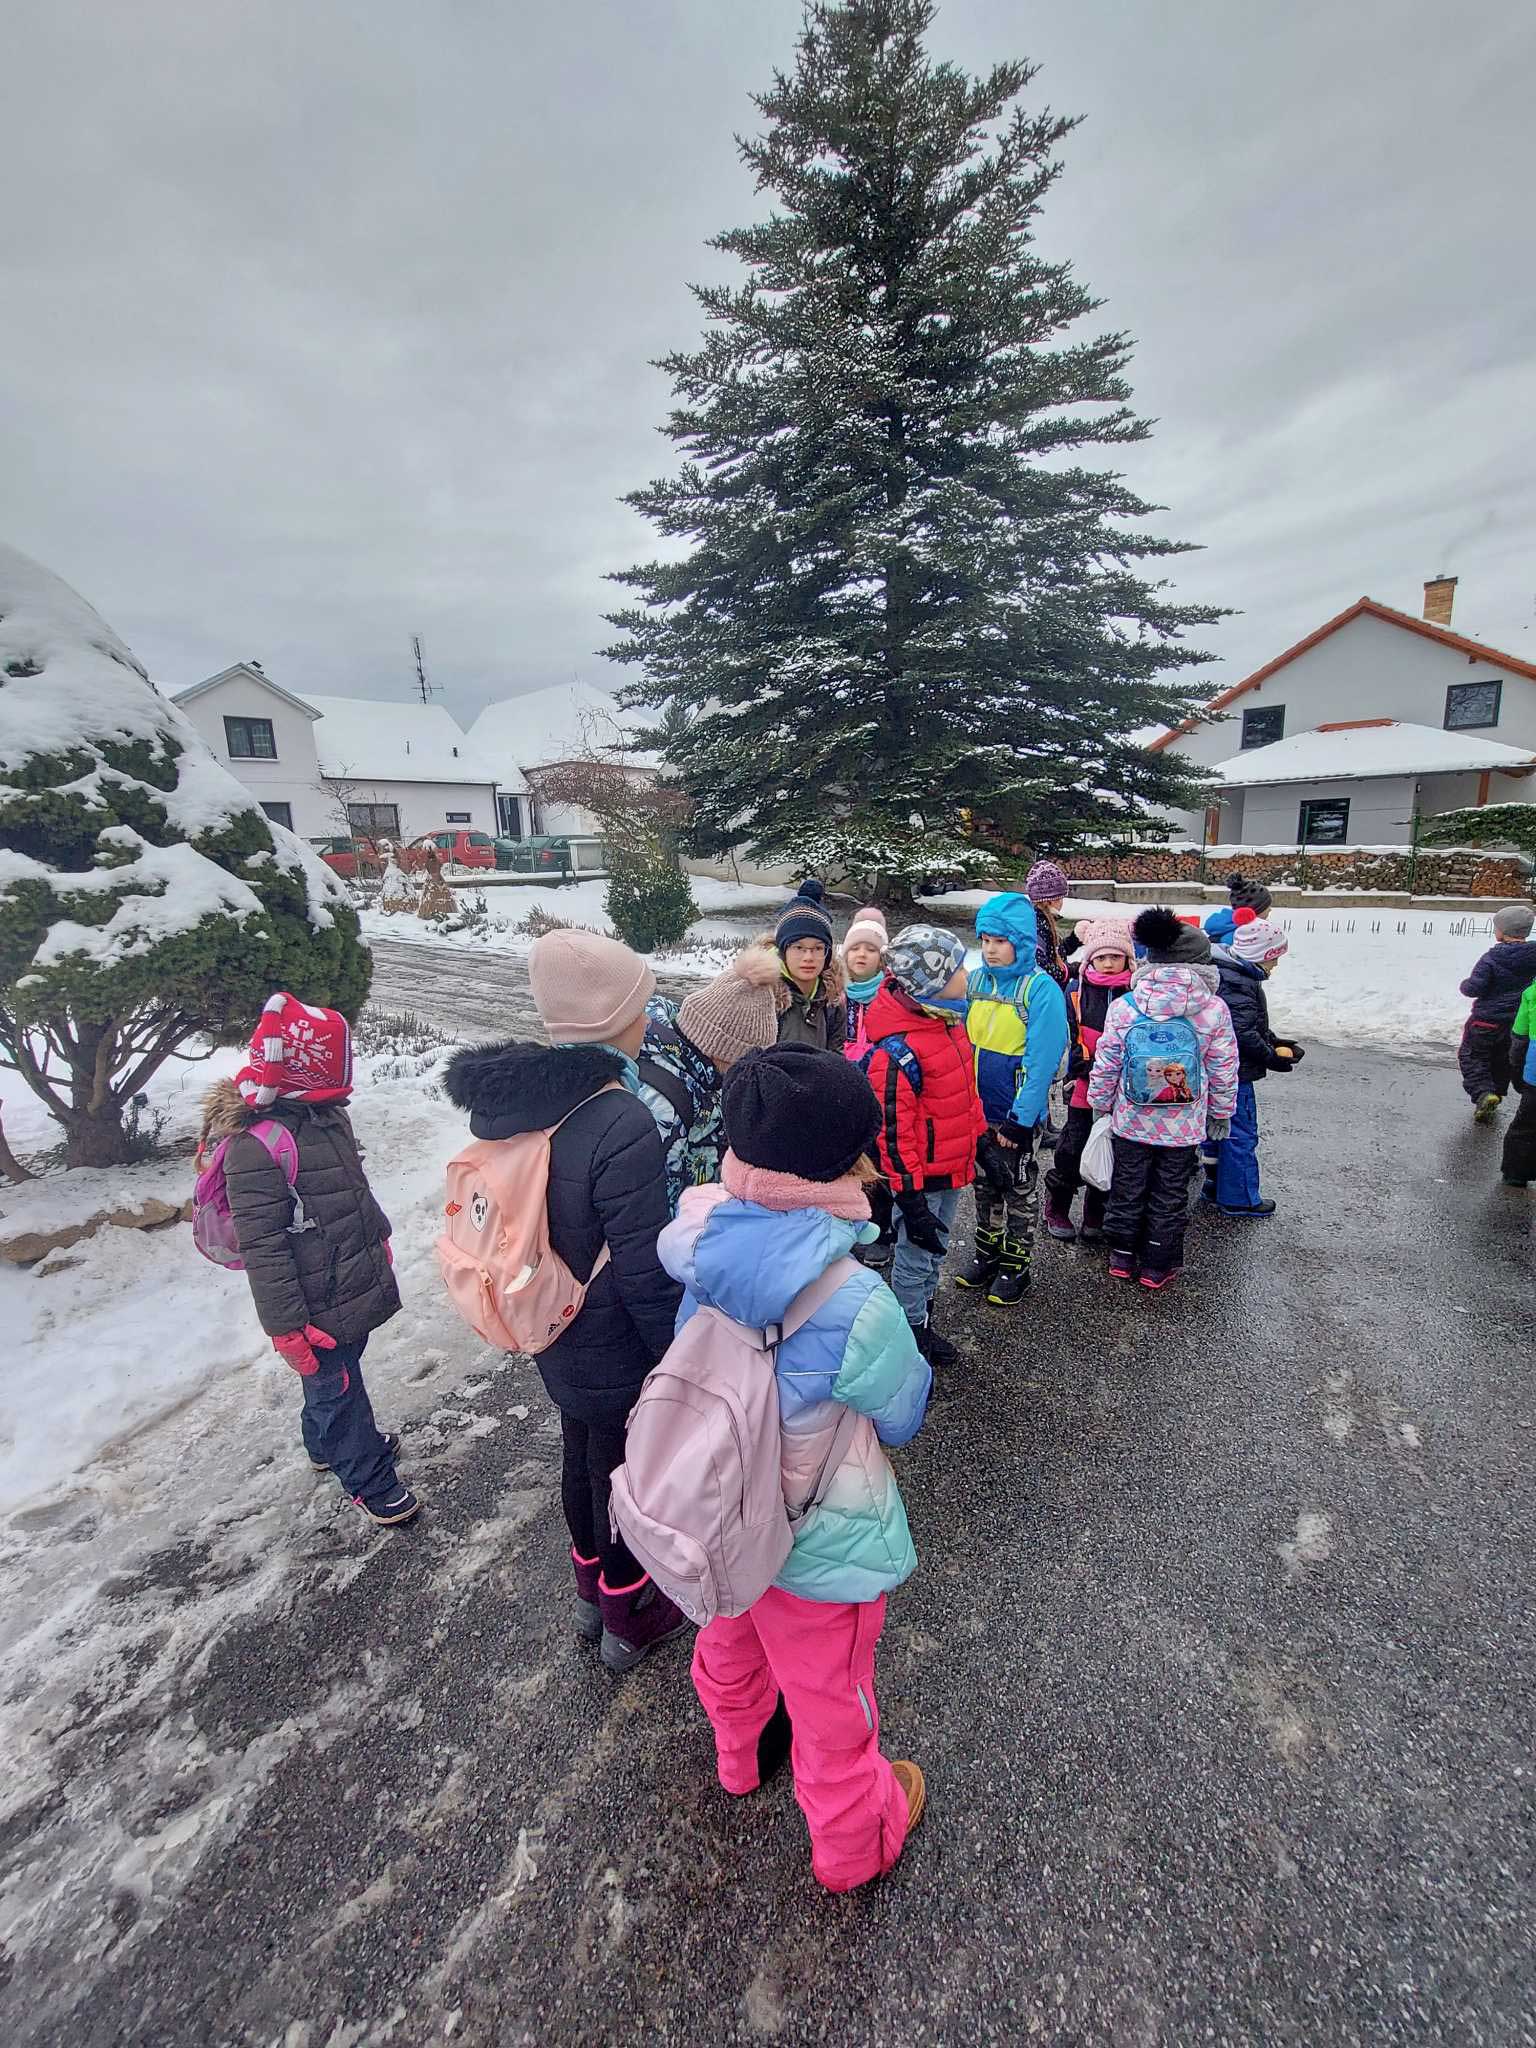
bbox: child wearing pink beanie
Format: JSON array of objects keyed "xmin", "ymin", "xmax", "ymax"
[{"xmin": 841, "ymin": 906, "xmax": 895, "ymax": 1269}]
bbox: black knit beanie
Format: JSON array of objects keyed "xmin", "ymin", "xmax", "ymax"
[
  {"xmin": 1226, "ymin": 871, "xmax": 1273, "ymax": 916},
  {"xmin": 775, "ymin": 879, "xmax": 834, "ymax": 961},
  {"xmin": 1133, "ymin": 905, "xmax": 1213, "ymax": 966},
  {"xmin": 722, "ymin": 1044, "xmax": 880, "ymax": 1180}
]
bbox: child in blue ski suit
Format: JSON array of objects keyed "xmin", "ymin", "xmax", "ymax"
[{"xmin": 960, "ymin": 893, "xmax": 1069, "ymax": 1304}]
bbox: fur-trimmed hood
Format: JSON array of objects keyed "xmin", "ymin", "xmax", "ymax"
[
  {"xmin": 442, "ymin": 1039, "xmax": 625, "ymax": 1141},
  {"xmin": 197, "ymin": 1078, "xmax": 343, "ymax": 1155},
  {"xmin": 755, "ymin": 936, "xmax": 846, "ymax": 1014}
]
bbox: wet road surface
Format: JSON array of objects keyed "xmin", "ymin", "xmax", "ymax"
[{"xmin": 5, "ymin": 958, "xmax": 1535, "ymax": 2046}]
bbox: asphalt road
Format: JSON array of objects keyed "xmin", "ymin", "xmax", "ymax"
[{"xmin": 7, "ymin": 960, "xmax": 1536, "ymax": 2047}]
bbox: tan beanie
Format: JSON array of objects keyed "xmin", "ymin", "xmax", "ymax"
[
  {"xmin": 529, "ymin": 929, "xmax": 656, "ymax": 1042},
  {"xmin": 677, "ymin": 946, "xmax": 781, "ymax": 1068}
]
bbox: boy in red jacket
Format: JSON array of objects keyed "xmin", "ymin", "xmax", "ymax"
[{"xmin": 862, "ymin": 925, "xmax": 986, "ymax": 1368}]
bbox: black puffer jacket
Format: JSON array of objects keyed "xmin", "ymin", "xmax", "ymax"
[
  {"xmin": 442, "ymin": 1041, "xmax": 681, "ymax": 1425},
  {"xmin": 209, "ymin": 1082, "xmax": 400, "ymax": 1344},
  {"xmin": 1460, "ymin": 941, "xmax": 1536, "ymax": 1027},
  {"xmin": 1211, "ymin": 950, "xmax": 1292, "ymax": 1085}
]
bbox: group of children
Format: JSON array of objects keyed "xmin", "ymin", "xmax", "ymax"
[{"xmin": 203, "ymin": 863, "xmax": 1309, "ymax": 1901}]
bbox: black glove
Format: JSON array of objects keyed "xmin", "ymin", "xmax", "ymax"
[
  {"xmin": 1271, "ymin": 1040, "xmax": 1305, "ymax": 1069},
  {"xmin": 895, "ymin": 1190, "xmax": 946, "ymax": 1254},
  {"xmin": 975, "ymin": 1131, "xmax": 1015, "ymax": 1194},
  {"xmin": 998, "ymin": 1117, "xmax": 1037, "ymax": 1147}
]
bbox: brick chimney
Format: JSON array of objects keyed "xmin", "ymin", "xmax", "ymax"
[{"xmin": 1423, "ymin": 575, "xmax": 1457, "ymax": 626}]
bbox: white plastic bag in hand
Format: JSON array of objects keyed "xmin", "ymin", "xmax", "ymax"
[{"xmin": 1080, "ymin": 1114, "xmax": 1116, "ymax": 1193}]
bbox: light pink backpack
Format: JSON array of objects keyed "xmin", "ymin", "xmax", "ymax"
[
  {"xmin": 435, "ymin": 1088, "xmax": 616, "ymax": 1356},
  {"xmin": 609, "ymin": 1257, "xmax": 862, "ymax": 1626},
  {"xmin": 191, "ymin": 1122, "xmax": 303, "ymax": 1269}
]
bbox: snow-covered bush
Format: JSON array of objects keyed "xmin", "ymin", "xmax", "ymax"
[{"xmin": 0, "ymin": 544, "xmax": 371, "ymax": 1165}]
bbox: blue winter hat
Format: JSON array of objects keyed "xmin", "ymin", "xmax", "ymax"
[
  {"xmin": 975, "ymin": 892, "xmax": 1038, "ymax": 957},
  {"xmin": 1203, "ymin": 906, "xmax": 1237, "ymax": 945},
  {"xmin": 774, "ymin": 879, "xmax": 833, "ymax": 960},
  {"xmin": 886, "ymin": 924, "xmax": 968, "ymax": 1002}
]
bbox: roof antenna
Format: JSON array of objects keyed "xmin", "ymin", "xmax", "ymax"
[{"xmin": 412, "ymin": 634, "xmax": 440, "ymax": 705}]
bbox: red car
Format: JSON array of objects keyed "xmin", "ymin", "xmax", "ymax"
[
  {"xmin": 317, "ymin": 837, "xmax": 384, "ymax": 881},
  {"xmin": 402, "ymin": 829, "xmax": 496, "ymax": 873}
]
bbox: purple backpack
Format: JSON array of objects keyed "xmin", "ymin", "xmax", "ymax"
[
  {"xmin": 192, "ymin": 1121, "xmax": 303, "ymax": 1269},
  {"xmin": 609, "ymin": 1257, "xmax": 862, "ymax": 1626}
]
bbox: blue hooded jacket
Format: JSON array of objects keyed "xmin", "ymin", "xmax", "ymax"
[
  {"xmin": 659, "ymin": 1186, "xmax": 929, "ymax": 1604},
  {"xmin": 965, "ymin": 893, "xmax": 1070, "ymax": 1128}
]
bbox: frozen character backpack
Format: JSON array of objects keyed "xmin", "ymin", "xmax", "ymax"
[
  {"xmin": 609, "ymin": 1258, "xmax": 862, "ymax": 1626},
  {"xmin": 436, "ymin": 1088, "xmax": 616, "ymax": 1356},
  {"xmin": 191, "ymin": 1121, "xmax": 305, "ymax": 1269},
  {"xmin": 1119, "ymin": 1001, "xmax": 1204, "ymax": 1110}
]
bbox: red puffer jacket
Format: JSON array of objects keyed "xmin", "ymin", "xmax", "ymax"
[{"xmin": 862, "ymin": 984, "xmax": 986, "ymax": 1193}]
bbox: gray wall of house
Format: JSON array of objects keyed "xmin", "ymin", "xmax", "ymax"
[
  {"xmin": 1236, "ymin": 775, "xmax": 1417, "ymax": 847},
  {"xmin": 1169, "ymin": 610, "xmax": 1536, "ymax": 772},
  {"xmin": 175, "ymin": 676, "xmax": 330, "ymax": 835}
]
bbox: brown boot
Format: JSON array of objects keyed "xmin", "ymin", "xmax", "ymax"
[{"xmin": 892, "ymin": 1759, "xmax": 926, "ymax": 1832}]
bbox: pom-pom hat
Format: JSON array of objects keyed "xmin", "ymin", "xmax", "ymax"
[{"xmin": 239, "ymin": 992, "xmax": 353, "ymax": 1107}]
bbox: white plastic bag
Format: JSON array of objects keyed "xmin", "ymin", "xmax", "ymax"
[{"xmin": 1080, "ymin": 1114, "xmax": 1116, "ymax": 1193}]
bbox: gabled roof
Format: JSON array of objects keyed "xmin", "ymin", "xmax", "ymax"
[
  {"xmin": 1214, "ymin": 720, "xmax": 1536, "ymax": 788},
  {"xmin": 303, "ymin": 694, "xmax": 500, "ymax": 787},
  {"xmin": 1149, "ymin": 599, "xmax": 1536, "ymax": 752},
  {"xmin": 467, "ymin": 681, "xmax": 658, "ymax": 781},
  {"xmin": 174, "ymin": 663, "xmax": 321, "ymax": 719}
]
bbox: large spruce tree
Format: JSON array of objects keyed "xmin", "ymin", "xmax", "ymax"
[{"xmin": 606, "ymin": 0, "xmax": 1222, "ymax": 895}]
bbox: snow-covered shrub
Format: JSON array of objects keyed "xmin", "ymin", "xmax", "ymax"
[
  {"xmin": 605, "ymin": 860, "xmax": 697, "ymax": 953},
  {"xmin": 0, "ymin": 544, "xmax": 371, "ymax": 1165}
]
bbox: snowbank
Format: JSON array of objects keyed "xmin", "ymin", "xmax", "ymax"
[{"xmin": 360, "ymin": 874, "xmax": 784, "ymax": 977}]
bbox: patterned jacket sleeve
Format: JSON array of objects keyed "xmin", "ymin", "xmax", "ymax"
[
  {"xmin": 1198, "ymin": 994, "xmax": 1241, "ymax": 1123},
  {"xmin": 1085, "ymin": 997, "xmax": 1129, "ymax": 1115}
]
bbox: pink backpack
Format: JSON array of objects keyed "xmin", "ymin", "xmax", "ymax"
[
  {"xmin": 192, "ymin": 1122, "xmax": 303, "ymax": 1269},
  {"xmin": 609, "ymin": 1257, "xmax": 862, "ymax": 1626},
  {"xmin": 435, "ymin": 1088, "xmax": 617, "ymax": 1356}
]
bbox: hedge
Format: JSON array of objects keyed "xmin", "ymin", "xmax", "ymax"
[{"xmin": 1050, "ymin": 847, "xmax": 1532, "ymax": 898}]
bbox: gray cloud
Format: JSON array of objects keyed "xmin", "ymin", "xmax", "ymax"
[{"xmin": 2, "ymin": 0, "xmax": 1533, "ymax": 724}]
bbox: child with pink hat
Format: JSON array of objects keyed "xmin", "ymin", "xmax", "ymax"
[{"xmin": 1044, "ymin": 918, "xmax": 1136, "ymax": 1243}]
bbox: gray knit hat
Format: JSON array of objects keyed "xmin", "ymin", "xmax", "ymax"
[
  {"xmin": 677, "ymin": 946, "xmax": 781, "ymax": 1067},
  {"xmin": 1133, "ymin": 906, "xmax": 1213, "ymax": 966},
  {"xmin": 1493, "ymin": 902, "xmax": 1535, "ymax": 939}
]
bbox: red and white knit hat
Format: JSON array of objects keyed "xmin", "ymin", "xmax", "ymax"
[
  {"xmin": 237, "ymin": 992, "xmax": 354, "ymax": 1107},
  {"xmin": 1230, "ymin": 917, "xmax": 1289, "ymax": 964}
]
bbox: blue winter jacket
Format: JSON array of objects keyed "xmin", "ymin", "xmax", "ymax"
[
  {"xmin": 965, "ymin": 893, "xmax": 1070, "ymax": 1129},
  {"xmin": 658, "ymin": 1185, "xmax": 930, "ymax": 1604}
]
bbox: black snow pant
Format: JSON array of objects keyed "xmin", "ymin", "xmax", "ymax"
[
  {"xmin": 1103, "ymin": 1136, "xmax": 1197, "ymax": 1273},
  {"xmin": 560, "ymin": 1413, "xmax": 641, "ymax": 1588},
  {"xmin": 1501, "ymin": 1084, "xmax": 1536, "ymax": 1185},
  {"xmin": 1459, "ymin": 1018, "xmax": 1513, "ymax": 1102},
  {"xmin": 1045, "ymin": 1104, "xmax": 1107, "ymax": 1230}
]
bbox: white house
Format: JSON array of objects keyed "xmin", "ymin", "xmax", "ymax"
[
  {"xmin": 467, "ymin": 679, "xmax": 658, "ymax": 839},
  {"xmin": 173, "ymin": 663, "xmax": 526, "ymax": 844},
  {"xmin": 1152, "ymin": 579, "xmax": 1536, "ymax": 847}
]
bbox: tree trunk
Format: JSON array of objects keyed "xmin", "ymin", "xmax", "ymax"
[
  {"xmin": 873, "ymin": 875, "xmax": 919, "ymax": 916},
  {"xmin": 0, "ymin": 1115, "xmax": 34, "ymax": 1183},
  {"xmin": 63, "ymin": 1101, "xmax": 133, "ymax": 1169}
]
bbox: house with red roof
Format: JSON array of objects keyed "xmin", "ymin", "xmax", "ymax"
[{"xmin": 1149, "ymin": 578, "xmax": 1536, "ymax": 848}]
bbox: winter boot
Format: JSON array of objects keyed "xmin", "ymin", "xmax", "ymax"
[
  {"xmin": 1107, "ymin": 1249, "xmax": 1136, "ymax": 1282},
  {"xmin": 1080, "ymin": 1191, "xmax": 1107, "ymax": 1245},
  {"xmin": 892, "ymin": 1759, "xmax": 927, "ymax": 1833},
  {"xmin": 598, "ymin": 1574, "xmax": 690, "ymax": 1675},
  {"xmin": 914, "ymin": 1319, "xmax": 961, "ymax": 1371},
  {"xmin": 954, "ymin": 1226, "xmax": 1002, "ymax": 1291},
  {"xmin": 572, "ymin": 1548, "xmax": 602, "ymax": 1645},
  {"xmin": 311, "ymin": 1429, "xmax": 400, "ymax": 1474},
  {"xmin": 1200, "ymin": 1161, "xmax": 1219, "ymax": 1204},
  {"xmin": 1217, "ymin": 1199, "xmax": 1277, "ymax": 1218},
  {"xmin": 986, "ymin": 1241, "xmax": 1031, "ymax": 1307},
  {"xmin": 354, "ymin": 1483, "xmax": 420, "ymax": 1528},
  {"xmin": 855, "ymin": 1236, "xmax": 894, "ymax": 1274},
  {"xmin": 1041, "ymin": 1191, "xmax": 1077, "ymax": 1242},
  {"xmin": 1474, "ymin": 1092, "xmax": 1502, "ymax": 1125},
  {"xmin": 1139, "ymin": 1264, "xmax": 1183, "ymax": 1292}
]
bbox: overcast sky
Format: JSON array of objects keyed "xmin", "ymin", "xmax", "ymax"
[{"xmin": 3, "ymin": 0, "xmax": 1534, "ymax": 723}]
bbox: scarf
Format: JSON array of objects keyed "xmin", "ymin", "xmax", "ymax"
[
  {"xmin": 720, "ymin": 1149, "xmax": 873, "ymax": 1221},
  {"xmin": 845, "ymin": 969, "xmax": 884, "ymax": 1004}
]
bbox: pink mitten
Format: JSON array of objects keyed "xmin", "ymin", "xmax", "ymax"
[
  {"xmin": 384, "ymin": 1238, "xmax": 394, "ymax": 1268},
  {"xmin": 272, "ymin": 1325, "xmax": 338, "ymax": 1376}
]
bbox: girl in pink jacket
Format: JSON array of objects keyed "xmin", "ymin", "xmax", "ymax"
[{"xmin": 1086, "ymin": 909, "xmax": 1239, "ymax": 1291}]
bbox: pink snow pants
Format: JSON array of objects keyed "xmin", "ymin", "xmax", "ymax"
[{"xmin": 691, "ymin": 1586, "xmax": 909, "ymax": 1894}]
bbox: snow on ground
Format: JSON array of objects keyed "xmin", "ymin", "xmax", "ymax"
[{"xmin": 358, "ymin": 874, "xmax": 783, "ymax": 977}]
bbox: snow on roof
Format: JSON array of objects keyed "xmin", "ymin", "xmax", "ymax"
[
  {"xmin": 467, "ymin": 681, "xmax": 657, "ymax": 782},
  {"xmin": 303, "ymin": 694, "xmax": 504, "ymax": 788},
  {"xmin": 1216, "ymin": 721, "xmax": 1536, "ymax": 788},
  {"xmin": 175, "ymin": 663, "xmax": 320, "ymax": 720}
]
